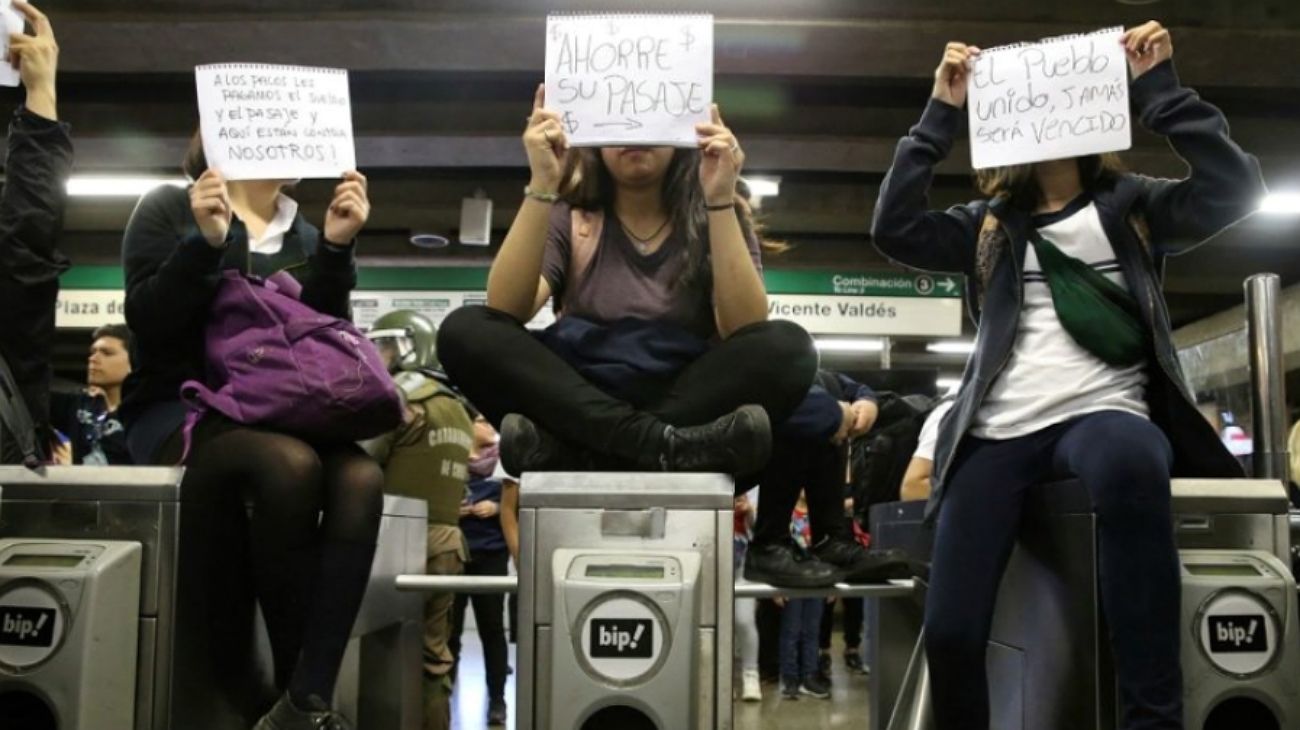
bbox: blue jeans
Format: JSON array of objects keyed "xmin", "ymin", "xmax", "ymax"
[
  {"xmin": 779, "ymin": 597, "xmax": 823, "ymax": 683},
  {"xmin": 925, "ymin": 411, "xmax": 1180, "ymax": 730}
]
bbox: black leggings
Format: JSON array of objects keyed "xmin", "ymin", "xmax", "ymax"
[
  {"xmin": 752, "ymin": 437, "xmax": 848, "ymax": 546},
  {"xmin": 163, "ymin": 417, "xmax": 384, "ymax": 707},
  {"xmin": 450, "ymin": 549, "xmax": 511, "ymax": 703},
  {"xmin": 437, "ymin": 306, "xmax": 818, "ymax": 461}
]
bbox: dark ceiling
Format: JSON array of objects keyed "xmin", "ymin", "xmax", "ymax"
[{"xmin": 21, "ymin": 0, "xmax": 1300, "ymax": 378}]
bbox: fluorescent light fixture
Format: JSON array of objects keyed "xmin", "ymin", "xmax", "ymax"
[
  {"xmin": 936, "ymin": 377, "xmax": 963, "ymax": 392},
  {"xmin": 1258, "ymin": 192, "xmax": 1300, "ymax": 215},
  {"xmin": 814, "ymin": 338, "xmax": 883, "ymax": 353},
  {"xmin": 67, "ymin": 176, "xmax": 187, "ymax": 197},
  {"xmin": 926, "ymin": 340, "xmax": 976, "ymax": 355},
  {"xmin": 742, "ymin": 175, "xmax": 781, "ymax": 199}
]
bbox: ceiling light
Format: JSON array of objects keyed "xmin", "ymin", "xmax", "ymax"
[
  {"xmin": 742, "ymin": 176, "xmax": 780, "ymax": 199},
  {"xmin": 937, "ymin": 377, "xmax": 963, "ymax": 392},
  {"xmin": 1258, "ymin": 192, "xmax": 1300, "ymax": 215},
  {"xmin": 814, "ymin": 338, "xmax": 883, "ymax": 353},
  {"xmin": 926, "ymin": 340, "xmax": 976, "ymax": 355},
  {"xmin": 67, "ymin": 176, "xmax": 186, "ymax": 197}
]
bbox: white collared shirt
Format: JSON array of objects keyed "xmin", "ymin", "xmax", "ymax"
[{"xmin": 247, "ymin": 194, "xmax": 300, "ymax": 255}]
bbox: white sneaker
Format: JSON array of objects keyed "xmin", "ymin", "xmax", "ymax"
[{"xmin": 741, "ymin": 670, "xmax": 762, "ymax": 702}]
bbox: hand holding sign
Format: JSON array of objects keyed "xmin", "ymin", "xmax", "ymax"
[
  {"xmin": 523, "ymin": 84, "xmax": 572, "ymax": 194},
  {"xmin": 932, "ymin": 42, "xmax": 982, "ymax": 108},
  {"xmin": 1122, "ymin": 21, "xmax": 1173, "ymax": 78},
  {"xmin": 6, "ymin": 1, "xmax": 54, "ymax": 112},
  {"xmin": 323, "ymin": 170, "xmax": 370, "ymax": 246},
  {"xmin": 189, "ymin": 170, "xmax": 233, "ymax": 248},
  {"xmin": 696, "ymin": 104, "xmax": 743, "ymax": 207}
]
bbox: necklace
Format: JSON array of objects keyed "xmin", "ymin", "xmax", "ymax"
[{"xmin": 619, "ymin": 215, "xmax": 671, "ymax": 254}]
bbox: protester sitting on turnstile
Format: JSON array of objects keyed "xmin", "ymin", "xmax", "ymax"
[
  {"xmin": 872, "ymin": 22, "xmax": 1265, "ymax": 730},
  {"xmin": 120, "ymin": 134, "xmax": 381, "ymax": 728},
  {"xmin": 899, "ymin": 399, "xmax": 955, "ymax": 502},
  {"xmin": 0, "ymin": 2, "xmax": 71, "ymax": 466},
  {"xmin": 776, "ymin": 492, "xmax": 831, "ymax": 701},
  {"xmin": 450, "ymin": 411, "xmax": 513, "ymax": 727},
  {"xmin": 745, "ymin": 370, "xmax": 910, "ymax": 587},
  {"xmin": 362, "ymin": 310, "xmax": 473, "ymax": 730},
  {"xmin": 437, "ymin": 87, "xmax": 817, "ymax": 480},
  {"xmin": 48, "ymin": 324, "xmax": 133, "ymax": 465}
]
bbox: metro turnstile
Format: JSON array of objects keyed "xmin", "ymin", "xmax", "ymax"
[
  {"xmin": 516, "ymin": 472, "xmax": 734, "ymax": 730},
  {"xmin": 0, "ymin": 466, "xmax": 426, "ymax": 730}
]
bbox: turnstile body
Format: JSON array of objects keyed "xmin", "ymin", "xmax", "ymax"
[{"xmin": 517, "ymin": 472, "xmax": 734, "ymax": 730}]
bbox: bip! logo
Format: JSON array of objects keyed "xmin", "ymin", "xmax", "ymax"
[
  {"xmin": 1208, "ymin": 615, "xmax": 1268, "ymax": 653},
  {"xmin": 0, "ymin": 607, "xmax": 57, "ymax": 648},
  {"xmin": 590, "ymin": 618, "xmax": 653, "ymax": 659}
]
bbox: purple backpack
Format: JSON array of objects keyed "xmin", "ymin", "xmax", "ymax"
[{"xmin": 179, "ymin": 270, "xmax": 402, "ymax": 456}]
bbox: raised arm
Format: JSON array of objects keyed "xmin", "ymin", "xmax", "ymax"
[
  {"xmin": 299, "ymin": 170, "xmax": 368, "ymax": 319},
  {"xmin": 488, "ymin": 85, "xmax": 570, "ymax": 322},
  {"xmin": 1120, "ymin": 22, "xmax": 1266, "ymax": 252},
  {"xmin": 871, "ymin": 43, "xmax": 985, "ymax": 276},
  {"xmin": 698, "ymin": 105, "xmax": 767, "ymax": 337}
]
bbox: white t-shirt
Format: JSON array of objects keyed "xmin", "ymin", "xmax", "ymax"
[
  {"xmin": 914, "ymin": 400, "xmax": 955, "ymax": 462},
  {"xmin": 972, "ymin": 196, "xmax": 1148, "ymax": 440}
]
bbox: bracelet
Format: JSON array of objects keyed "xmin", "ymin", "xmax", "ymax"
[
  {"xmin": 705, "ymin": 202, "xmax": 734, "ymax": 212},
  {"xmin": 524, "ymin": 186, "xmax": 560, "ymax": 204}
]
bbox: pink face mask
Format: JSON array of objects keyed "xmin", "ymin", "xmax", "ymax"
[{"xmin": 469, "ymin": 442, "xmax": 500, "ymax": 478}]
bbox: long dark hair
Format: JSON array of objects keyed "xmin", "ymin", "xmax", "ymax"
[
  {"xmin": 975, "ymin": 153, "xmax": 1125, "ymax": 210},
  {"xmin": 564, "ymin": 148, "xmax": 758, "ymax": 290}
]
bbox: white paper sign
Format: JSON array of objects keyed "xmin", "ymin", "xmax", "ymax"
[
  {"xmin": 968, "ymin": 27, "xmax": 1130, "ymax": 169},
  {"xmin": 0, "ymin": 1, "xmax": 26, "ymax": 88},
  {"xmin": 545, "ymin": 13, "xmax": 713, "ymax": 147},
  {"xmin": 195, "ymin": 63, "xmax": 356, "ymax": 181}
]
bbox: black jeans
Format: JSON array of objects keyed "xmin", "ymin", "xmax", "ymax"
[
  {"xmin": 752, "ymin": 437, "xmax": 849, "ymax": 546},
  {"xmin": 819, "ymin": 595, "xmax": 864, "ymax": 651},
  {"xmin": 925, "ymin": 411, "xmax": 1180, "ymax": 730},
  {"xmin": 451, "ymin": 549, "xmax": 511, "ymax": 704},
  {"xmin": 437, "ymin": 306, "xmax": 818, "ymax": 463}
]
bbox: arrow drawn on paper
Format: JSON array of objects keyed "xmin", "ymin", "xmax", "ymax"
[{"xmin": 593, "ymin": 117, "xmax": 644, "ymax": 131}]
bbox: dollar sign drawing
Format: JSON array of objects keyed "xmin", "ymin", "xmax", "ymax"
[
  {"xmin": 561, "ymin": 112, "xmax": 580, "ymax": 135},
  {"xmin": 681, "ymin": 26, "xmax": 696, "ymax": 51}
]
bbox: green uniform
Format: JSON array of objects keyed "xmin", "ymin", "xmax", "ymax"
[{"xmin": 363, "ymin": 371, "xmax": 472, "ymax": 730}]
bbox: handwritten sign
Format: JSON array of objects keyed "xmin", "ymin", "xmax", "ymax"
[
  {"xmin": 967, "ymin": 27, "xmax": 1130, "ymax": 169},
  {"xmin": 195, "ymin": 63, "xmax": 356, "ymax": 180},
  {"xmin": 545, "ymin": 13, "xmax": 713, "ymax": 147},
  {"xmin": 0, "ymin": 1, "xmax": 25, "ymax": 88}
]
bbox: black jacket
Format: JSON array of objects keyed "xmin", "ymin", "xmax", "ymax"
[
  {"xmin": 870, "ymin": 61, "xmax": 1265, "ymax": 522},
  {"xmin": 119, "ymin": 184, "xmax": 357, "ymax": 429},
  {"xmin": 0, "ymin": 108, "xmax": 73, "ymax": 429}
]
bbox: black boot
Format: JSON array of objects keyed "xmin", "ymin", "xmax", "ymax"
[
  {"xmin": 743, "ymin": 540, "xmax": 839, "ymax": 588},
  {"xmin": 500, "ymin": 413, "xmax": 601, "ymax": 475},
  {"xmin": 652, "ymin": 404, "xmax": 772, "ymax": 476},
  {"xmin": 812, "ymin": 537, "xmax": 911, "ymax": 584}
]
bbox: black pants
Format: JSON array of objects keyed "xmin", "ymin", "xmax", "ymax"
[
  {"xmin": 451, "ymin": 549, "xmax": 511, "ymax": 704},
  {"xmin": 819, "ymin": 596, "xmax": 864, "ymax": 651},
  {"xmin": 437, "ymin": 306, "xmax": 817, "ymax": 463},
  {"xmin": 756, "ymin": 598, "xmax": 783, "ymax": 681},
  {"xmin": 926, "ymin": 412, "xmax": 1180, "ymax": 730},
  {"xmin": 752, "ymin": 437, "xmax": 848, "ymax": 546}
]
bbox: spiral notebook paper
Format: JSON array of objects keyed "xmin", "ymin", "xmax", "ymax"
[
  {"xmin": 967, "ymin": 26, "xmax": 1130, "ymax": 170},
  {"xmin": 195, "ymin": 63, "xmax": 356, "ymax": 181},
  {"xmin": 545, "ymin": 13, "xmax": 714, "ymax": 147},
  {"xmin": 0, "ymin": 1, "xmax": 24, "ymax": 88}
]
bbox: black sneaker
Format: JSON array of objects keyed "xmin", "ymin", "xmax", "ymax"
[
  {"xmin": 781, "ymin": 678, "xmax": 801, "ymax": 699},
  {"xmin": 488, "ymin": 699, "xmax": 507, "ymax": 726},
  {"xmin": 743, "ymin": 541, "xmax": 839, "ymax": 588},
  {"xmin": 812, "ymin": 537, "xmax": 911, "ymax": 583},
  {"xmin": 655, "ymin": 405, "xmax": 772, "ymax": 475},
  {"xmin": 501, "ymin": 413, "xmax": 596, "ymax": 475},
  {"xmin": 844, "ymin": 650, "xmax": 869, "ymax": 675},
  {"xmin": 799, "ymin": 673, "xmax": 831, "ymax": 699},
  {"xmin": 817, "ymin": 651, "xmax": 832, "ymax": 678}
]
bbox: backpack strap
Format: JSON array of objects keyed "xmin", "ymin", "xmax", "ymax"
[
  {"xmin": 0, "ymin": 352, "xmax": 40, "ymax": 468},
  {"xmin": 565, "ymin": 208, "xmax": 604, "ymax": 302}
]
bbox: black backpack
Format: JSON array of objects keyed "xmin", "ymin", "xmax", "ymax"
[
  {"xmin": 848, "ymin": 392, "xmax": 935, "ymax": 529},
  {"xmin": 0, "ymin": 352, "xmax": 42, "ymax": 467}
]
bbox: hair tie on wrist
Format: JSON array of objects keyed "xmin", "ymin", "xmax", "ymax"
[{"xmin": 706, "ymin": 202, "xmax": 733, "ymax": 212}]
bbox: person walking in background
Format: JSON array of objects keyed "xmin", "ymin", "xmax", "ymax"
[{"xmin": 777, "ymin": 492, "xmax": 830, "ymax": 701}]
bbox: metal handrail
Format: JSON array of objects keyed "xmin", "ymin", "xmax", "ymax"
[{"xmin": 394, "ymin": 574, "xmax": 916, "ymax": 599}]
